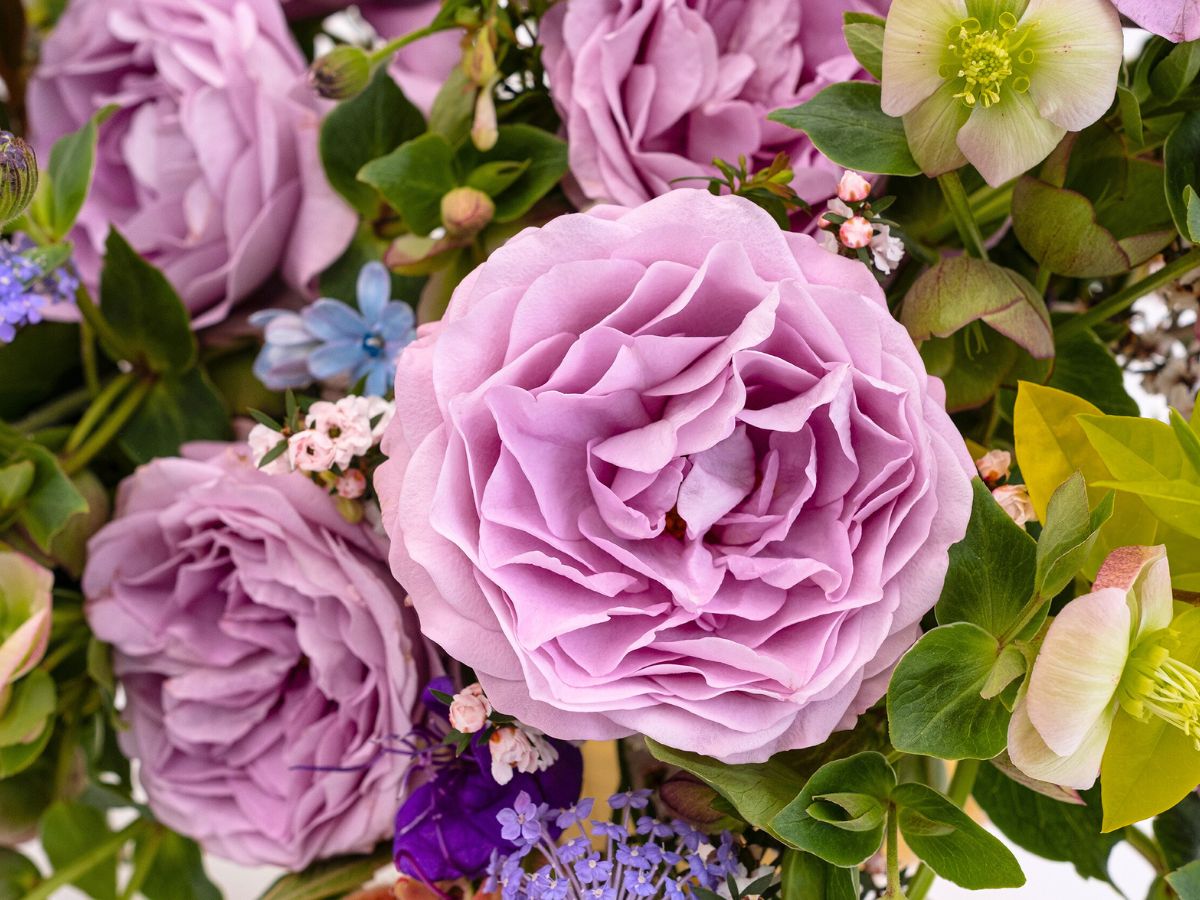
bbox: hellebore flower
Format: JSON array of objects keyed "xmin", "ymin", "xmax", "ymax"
[
  {"xmin": 0, "ymin": 552, "xmax": 53, "ymax": 699},
  {"xmin": 1009, "ymin": 545, "xmax": 1200, "ymax": 789},
  {"xmin": 881, "ymin": 0, "xmax": 1123, "ymax": 186}
]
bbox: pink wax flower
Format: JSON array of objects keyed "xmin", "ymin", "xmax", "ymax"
[
  {"xmin": 837, "ymin": 171, "xmax": 873, "ymax": 204},
  {"xmin": 539, "ymin": 0, "xmax": 890, "ymax": 209},
  {"xmin": 83, "ymin": 443, "xmax": 434, "ymax": 869},
  {"xmin": 375, "ymin": 190, "xmax": 974, "ymax": 764},
  {"xmin": 449, "ymin": 683, "xmax": 493, "ymax": 734},
  {"xmin": 839, "ymin": 216, "xmax": 875, "ymax": 249},
  {"xmin": 1112, "ymin": 1, "xmax": 1200, "ymax": 43},
  {"xmin": 27, "ymin": 0, "xmax": 355, "ymax": 327}
]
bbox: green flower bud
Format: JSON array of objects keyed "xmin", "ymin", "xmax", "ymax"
[
  {"xmin": 441, "ymin": 186, "xmax": 495, "ymax": 238},
  {"xmin": 0, "ymin": 552, "xmax": 53, "ymax": 696},
  {"xmin": 0, "ymin": 132, "xmax": 38, "ymax": 227},
  {"xmin": 309, "ymin": 45, "xmax": 372, "ymax": 101}
]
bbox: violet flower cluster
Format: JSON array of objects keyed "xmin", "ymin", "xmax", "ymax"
[
  {"xmin": 0, "ymin": 238, "xmax": 78, "ymax": 343},
  {"xmin": 486, "ymin": 790, "xmax": 743, "ymax": 900}
]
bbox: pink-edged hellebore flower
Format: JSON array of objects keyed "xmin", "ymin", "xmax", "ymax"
[
  {"xmin": 881, "ymin": 0, "xmax": 1123, "ymax": 186},
  {"xmin": 1009, "ymin": 545, "xmax": 1200, "ymax": 789},
  {"xmin": 0, "ymin": 552, "xmax": 53, "ymax": 703}
]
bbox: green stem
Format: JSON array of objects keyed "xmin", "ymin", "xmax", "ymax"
[
  {"xmin": 80, "ymin": 317, "xmax": 100, "ymax": 397},
  {"xmin": 885, "ymin": 804, "xmax": 907, "ymax": 899},
  {"xmin": 63, "ymin": 372, "xmax": 135, "ymax": 455},
  {"xmin": 24, "ymin": 818, "xmax": 150, "ymax": 900},
  {"xmin": 120, "ymin": 824, "xmax": 163, "ymax": 900},
  {"xmin": 11, "ymin": 386, "xmax": 93, "ymax": 433},
  {"xmin": 1058, "ymin": 247, "xmax": 1200, "ymax": 341},
  {"xmin": 62, "ymin": 376, "xmax": 154, "ymax": 476},
  {"xmin": 934, "ymin": 173, "xmax": 996, "ymax": 260},
  {"xmin": 1035, "ymin": 265, "xmax": 1051, "ymax": 295},
  {"xmin": 1125, "ymin": 826, "xmax": 1169, "ymax": 875},
  {"xmin": 927, "ymin": 182, "xmax": 1016, "ymax": 244},
  {"xmin": 998, "ymin": 592, "xmax": 1047, "ymax": 647},
  {"xmin": 908, "ymin": 760, "xmax": 982, "ymax": 900},
  {"xmin": 370, "ymin": 24, "xmax": 445, "ymax": 64},
  {"xmin": 73, "ymin": 284, "xmax": 129, "ymax": 363}
]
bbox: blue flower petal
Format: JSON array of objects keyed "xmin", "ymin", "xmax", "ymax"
[
  {"xmin": 303, "ymin": 299, "xmax": 367, "ymax": 341},
  {"xmin": 377, "ymin": 302, "xmax": 416, "ymax": 341},
  {"xmin": 308, "ymin": 341, "xmax": 365, "ymax": 380},
  {"xmin": 356, "ymin": 262, "xmax": 392, "ymax": 324},
  {"xmin": 363, "ymin": 360, "xmax": 395, "ymax": 397}
]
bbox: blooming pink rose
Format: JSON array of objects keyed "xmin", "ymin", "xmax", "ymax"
[
  {"xmin": 28, "ymin": 0, "xmax": 355, "ymax": 327},
  {"xmin": 449, "ymin": 683, "xmax": 493, "ymax": 734},
  {"xmin": 540, "ymin": 0, "xmax": 889, "ymax": 209},
  {"xmin": 1112, "ymin": 0, "xmax": 1200, "ymax": 43},
  {"xmin": 376, "ymin": 190, "xmax": 974, "ymax": 763},
  {"xmin": 83, "ymin": 443, "xmax": 434, "ymax": 868}
]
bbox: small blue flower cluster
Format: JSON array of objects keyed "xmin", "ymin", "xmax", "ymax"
[
  {"xmin": 486, "ymin": 790, "xmax": 742, "ymax": 900},
  {"xmin": 0, "ymin": 238, "xmax": 78, "ymax": 343}
]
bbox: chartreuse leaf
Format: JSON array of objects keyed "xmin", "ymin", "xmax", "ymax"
[
  {"xmin": 893, "ymin": 782, "xmax": 1025, "ymax": 890},
  {"xmin": 1101, "ymin": 608, "xmax": 1200, "ymax": 831},
  {"xmin": 779, "ymin": 849, "xmax": 857, "ymax": 900},
  {"xmin": 936, "ymin": 480, "xmax": 1038, "ymax": 638},
  {"xmin": 1013, "ymin": 383, "xmax": 1108, "ymax": 521},
  {"xmin": 887, "ymin": 623, "xmax": 1012, "ymax": 759},
  {"xmin": 1035, "ymin": 473, "xmax": 1115, "ymax": 600},
  {"xmin": 1169, "ymin": 860, "xmax": 1200, "ymax": 900},
  {"xmin": 772, "ymin": 753, "xmax": 896, "ymax": 866},
  {"xmin": 843, "ymin": 13, "xmax": 884, "ymax": 81},
  {"xmin": 359, "ymin": 133, "xmax": 458, "ymax": 236},
  {"xmin": 974, "ymin": 766, "xmax": 1118, "ymax": 883},
  {"xmin": 41, "ymin": 802, "xmax": 117, "ymax": 900},
  {"xmin": 768, "ymin": 82, "xmax": 920, "ymax": 177}
]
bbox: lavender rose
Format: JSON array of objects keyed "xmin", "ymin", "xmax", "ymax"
[
  {"xmin": 540, "ymin": 0, "xmax": 890, "ymax": 208},
  {"xmin": 376, "ymin": 190, "xmax": 974, "ymax": 764},
  {"xmin": 1111, "ymin": 0, "xmax": 1200, "ymax": 42},
  {"xmin": 28, "ymin": 0, "xmax": 355, "ymax": 327},
  {"xmin": 83, "ymin": 443, "xmax": 433, "ymax": 869}
]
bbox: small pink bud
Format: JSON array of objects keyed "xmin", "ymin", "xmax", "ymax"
[
  {"xmin": 975, "ymin": 449, "xmax": 1013, "ymax": 485},
  {"xmin": 993, "ymin": 484, "xmax": 1037, "ymax": 526},
  {"xmin": 336, "ymin": 469, "xmax": 367, "ymax": 500},
  {"xmin": 839, "ymin": 216, "xmax": 874, "ymax": 249},
  {"xmin": 441, "ymin": 187, "xmax": 495, "ymax": 238},
  {"xmin": 837, "ymin": 171, "xmax": 872, "ymax": 203},
  {"xmin": 448, "ymin": 682, "xmax": 492, "ymax": 733}
]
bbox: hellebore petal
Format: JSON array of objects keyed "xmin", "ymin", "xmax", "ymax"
[
  {"xmin": 1026, "ymin": 586, "xmax": 1132, "ymax": 758},
  {"xmin": 1093, "ymin": 544, "xmax": 1173, "ymax": 642},
  {"xmin": 882, "ymin": 0, "xmax": 969, "ymax": 117},
  {"xmin": 1023, "ymin": 0, "xmax": 1123, "ymax": 131},
  {"xmin": 1009, "ymin": 693, "xmax": 1115, "ymax": 790},
  {"xmin": 956, "ymin": 87, "xmax": 1066, "ymax": 187},
  {"xmin": 0, "ymin": 553, "xmax": 53, "ymax": 687},
  {"xmin": 903, "ymin": 81, "xmax": 972, "ymax": 178}
]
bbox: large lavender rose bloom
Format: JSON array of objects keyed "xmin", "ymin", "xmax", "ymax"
[
  {"xmin": 28, "ymin": 0, "xmax": 355, "ymax": 327},
  {"xmin": 1112, "ymin": 0, "xmax": 1200, "ymax": 42},
  {"xmin": 376, "ymin": 190, "xmax": 974, "ymax": 764},
  {"xmin": 540, "ymin": 0, "xmax": 889, "ymax": 208},
  {"xmin": 83, "ymin": 443, "xmax": 432, "ymax": 869}
]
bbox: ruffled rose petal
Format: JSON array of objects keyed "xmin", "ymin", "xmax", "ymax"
[
  {"xmin": 881, "ymin": 0, "xmax": 968, "ymax": 117},
  {"xmin": 955, "ymin": 87, "xmax": 1066, "ymax": 187},
  {"xmin": 1023, "ymin": 0, "xmax": 1123, "ymax": 131},
  {"xmin": 1111, "ymin": 0, "xmax": 1200, "ymax": 45}
]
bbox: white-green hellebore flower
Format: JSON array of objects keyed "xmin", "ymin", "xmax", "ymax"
[
  {"xmin": 881, "ymin": 0, "xmax": 1124, "ymax": 187},
  {"xmin": 1009, "ymin": 545, "xmax": 1200, "ymax": 790},
  {"xmin": 0, "ymin": 551, "xmax": 53, "ymax": 709}
]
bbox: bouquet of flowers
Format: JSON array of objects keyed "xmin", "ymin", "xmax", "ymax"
[{"xmin": 2, "ymin": 0, "xmax": 1200, "ymax": 897}]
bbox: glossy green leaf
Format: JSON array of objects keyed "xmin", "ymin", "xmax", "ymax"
[
  {"xmin": 9, "ymin": 441, "xmax": 87, "ymax": 553},
  {"xmin": 843, "ymin": 15, "xmax": 884, "ymax": 81},
  {"xmin": 1117, "ymin": 86, "xmax": 1144, "ymax": 145},
  {"xmin": 768, "ymin": 82, "xmax": 920, "ymax": 176},
  {"xmin": 887, "ymin": 623, "xmax": 1011, "ymax": 760},
  {"xmin": 0, "ymin": 460, "xmax": 34, "ymax": 513},
  {"xmin": 319, "ymin": 67, "xmax": 425, "ymax": 217},
  {"xmin": 1049, "ymin": 330, "xmax": 1139, "ymax": 417},
  {"xmin": 1168, "ymin": 860, "xmax": 1200, "ymax": 899},
  {"xmin": 1036, "ymin": 473, "xmax": 1115, "ymax": 600},
  {"xmin": 359, "ymin": 133, "xmax": 458, "ymax": 235},
  {"xmin": 1165, "ymin": 111, "xmax": 1200, "ymax": 241},
  {"xmin": 140, "ymin": 830, "xmax": 221, "ymax": 900},
  {"xmin": 118, "ymin": 369, "xmax": 230, "ymax": 465},
  {"xmin": 779, "ymin": 849, "xmax": 857, "ymax": 900},
  {"xmin": 41, "ymin": 802, "xmax": 117, "ymax": 900},
  {"xmin": 772, "ymin": 753, "xmax": 896, "ymax": 866},
  {"xmin": 1171, "ymin": 408, "xmax": 1200, "ymax": 473},
  {"xmin": 456, "ymin": 125, "xmax": 568, "ymax": 222},
  {"xmin": 1013, "ymin": 383, "xmax": 1109, "ymax": 521},
  {"xmin": 0, "ymin": 670, "xmax": 54, "ymax": 747},
  {"xmin": 0, "ymin": 716, "xmax": 50, "ymax": 778},
  {"xmin": 32, "ymin": 105, "xmax": 116, "ymax": 241},
  {"xmin": 893, "ymin": 782, "xmax": 1025, "ymax": 889},
  {"xmin": 0, "ymin": 848, "xmax": 41, "ymax": 900},
  {"xmin": 1186, "ymin": 186, "xmax": 1200, "ymax": 242},
  {"xmin": 1151, "ymin": 40, "xmax": 1200, "ymax": 103}
]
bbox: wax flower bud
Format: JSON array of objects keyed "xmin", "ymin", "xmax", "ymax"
[
  {"xmin": 336, "ymin": 469, "xmax": 367, "ymax": 500},
  {"xmin": 309, "ymin": 45, "xmax": 372, "ymax": 101},
  {"xmin": 975, "ymin": 449, "xmax": 1013, "ymax": 485},
  {"xmin": 448, "ymin": 682, "xmax": 492, "ymax": 734},
  {"xmin": 993, "ymin": 483, "xmax": 1036, "ymax": 526},
  {"xmin": 837, "ymin": 171, "xmax": 872, "ymax": 204},
  {"xmin": 0, "ymin": 552, "xmax": 54, "ymax": 697},
  {"xmin": 0, "ymin": 133, "xmax": 37, "ymax": 227},
  {"xmin": 839, "ymin": 216, "xmax": 874, "ymax": 249},
  {"xmin": 472, "ymin": 79, "xmax": 499, "ymax": 152},
  {"xmin": 441, "ymin": 187, "xmax": 495, "ymax": 238}
]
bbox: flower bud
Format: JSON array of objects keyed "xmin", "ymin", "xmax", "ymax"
[
  {"xmin": 0, "ymin": 552, "xmax": 54, "ymax": 693},
  {"xmin": 448, "ymin": 682, "xmax": 492, "ymax": 733},
  {"xmin": 837, "ymin": 171, "xmax": 872, "ymax": 204},
  {"xmin": 993, "ymin": 484, "xmax": 1036, "ymax": 526},
  {"xmin": 335, "ymin": 469, "xmax": 367, "ymax": 500},
  {"xmin": 466, "ymin": 29, "xmax": 498, "ymax": 86},
  {"xmin": 472, "ymin": 80, "xmax": 499, "ymax": 152},
  {"xmin": 975, "ymin": 449, "xmax": 1012, "ymax": 485},
  {"xmin": 309, "ymin": 45, "xmax": 372, "ymax": 101},
  {"xmin": 441, "ymin": 187, "xmax": 495, "ymax": 238},
  {"xmin": 0, "ymin": 132, "xmax": 38, "ymax": 227},
  {"xmin": 839, "ymin": 216, "xmax": 874, "ymax": 249}
]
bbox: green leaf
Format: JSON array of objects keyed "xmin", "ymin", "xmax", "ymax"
[
  {"xmin": 887, "ymin": 623, "xmax": 1011, "ymax": 760},
  {"xmin": 843, "ymin": 15, "xmax": 884, "ymax": 81},
  {"xmin": 319, "ymin": 66, "xmax": 425, "ymax": 216},
  {"xmin": 768, "ymin": 82, "xmax": 920, "ymax": 177},
  {"xmin": 937, "ymin": 480, "xmax": 1039, "ymax": 638},
  {"xmin": 359, "ymin": 133, "xmax": 458, "ymax": 236},
  {"xmin": 259, "ymin": 844, "xmax": 391, "ymax": 900},
  {"xmin": 456, "ymin": 125, "xmax": 568, "ymax": 222},
  {"xmin": 1014, "ymin": 383, "xmax": 1109, "ymax": 521},
  {"xmin": 140, "ymin": 830, "xmax": 221, "ymax": 900},
  {"xmin": 427, "ymin": 64, "xmax": 476, "ymax": 147},
  {"xmin": 772, "ymin": 753, "xmax": 896, "ymax": 866},
  {"xmin": 33, "ymin": 105, "xmax": 116, "ymax": 241},
  {"xmin": 9, "ymin": 442, "xmax": 87, "ymax": 553},
  {"xmin": 0, "ymin": 848, "xmax": 41, "ymax": 900},
  {"xmin": 1186, "ymin": 186, "xmax": 1200, "ymax": 242},
  {"xmin": 99, "ymin": 229, "xmax": 196, "ymax": 374},
  {"xmin": 0, "ymin": 670, "xmax": 55, "ymax": 747},
  {"xmin": 1151, "ymin": 40, "xmax": 1200, "ymax": 103},
  {"xmin": 1169, "ymin": 860, "xmax": 1200, "ymax": 900},
  {"xmin": 41, "ymin": 802, "xmax": 117, "ymax": 900},
  {"xmin": 779, "ymin": 849, "xmax": 857, "ymax": 900},
  {"xmin": 0, "ymin": 716, "xmax": 51, "ymax": 778},
  {"xmin": 0, "ymin": 460, "xmax": 34, "ymax": 513},
  {"xmin": 118, "ymin": 369, "xmax": 231, "ymax": 464},
  {"xmin": 1035, "ymin": 472, "xmax": 1115, "ymax": 600},
  {"xmin": 1101, "ymin": 607, "xmax": 1200, "ymax": 831},
  {"xmin": 466, "ymin": 159, "xmax": 530, "ymax": 197},
  {"xmin": 1171, "ymin": 408, "xmax": 1200, "ymax": 473},
  {"xmin": 806, "ymin": 792, "xmax": 886, "ymax": 832},
  {"xmin": 0, "ymin": 322, "xmax": 82, "ymax": 420},
  {"xmin": 893, "ymin": 782, "xmax": 1025, "ymax": 889},
  {"xmin": 1049, "ymin": 330, "xmax": 1140, "ymax": 417},
  {"xmin": 974, "ymin": 764, "xmax": 1118, "ymax": 882},
  {"xmin": 1165, "ymin": 111, "xmax": 1200, "ymax": 241},
  {"xmin": 1155, "ymin": 793, "xmax": 1200, "ymax": 870},
  {"xmin": 0, "ymin": 758, "xmax": 56, "ymax": 852},
  {"xmin": 1117, "ymin": 86, "xmax": 1144, "ymax": 146}
]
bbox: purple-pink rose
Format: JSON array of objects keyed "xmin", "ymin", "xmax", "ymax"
[
  {"xmin": 1112, "ymin": 0, "xmax": 1200, "ymax": 42},
  {"xmin": 376, "ymin": 190, "xmax": 974, "ymax": 764},
  {"xmin": 28, "ymin": 0, "xmax": 355, "ymax": 327},
  {"xmin": 83, "ymin": 443, "xmax": 433, "ymax": 869},
  {"xmin": 540, "ymin": 0, "xmax": 889, "ymax": 209}
]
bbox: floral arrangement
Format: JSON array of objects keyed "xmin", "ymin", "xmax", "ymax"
[{"xmin": 1, "ymin": 0, "xmax": 1200, "ymax": 898}]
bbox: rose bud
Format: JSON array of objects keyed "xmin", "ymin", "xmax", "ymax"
[
  {"xmin": 837, "ymin": 171, "xmax": 872, "ymax": 204},
  {"xmin": 441, "ymin": 187, "xmax": 495, "ymax": 238},
  {"xmin": 0, "ymin": 132, "xmax": 37, "ymax": 227},
  {"xmin": 839, "ymin": 216, "xmax": 874, "ymax": 249},
  {"xmin": 0, "ymin": 552, "xmax": 54, "ymax": 698},
  {"xmin": 309, "ymin": 45, "xmax": 372, "ymax": 101}
]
